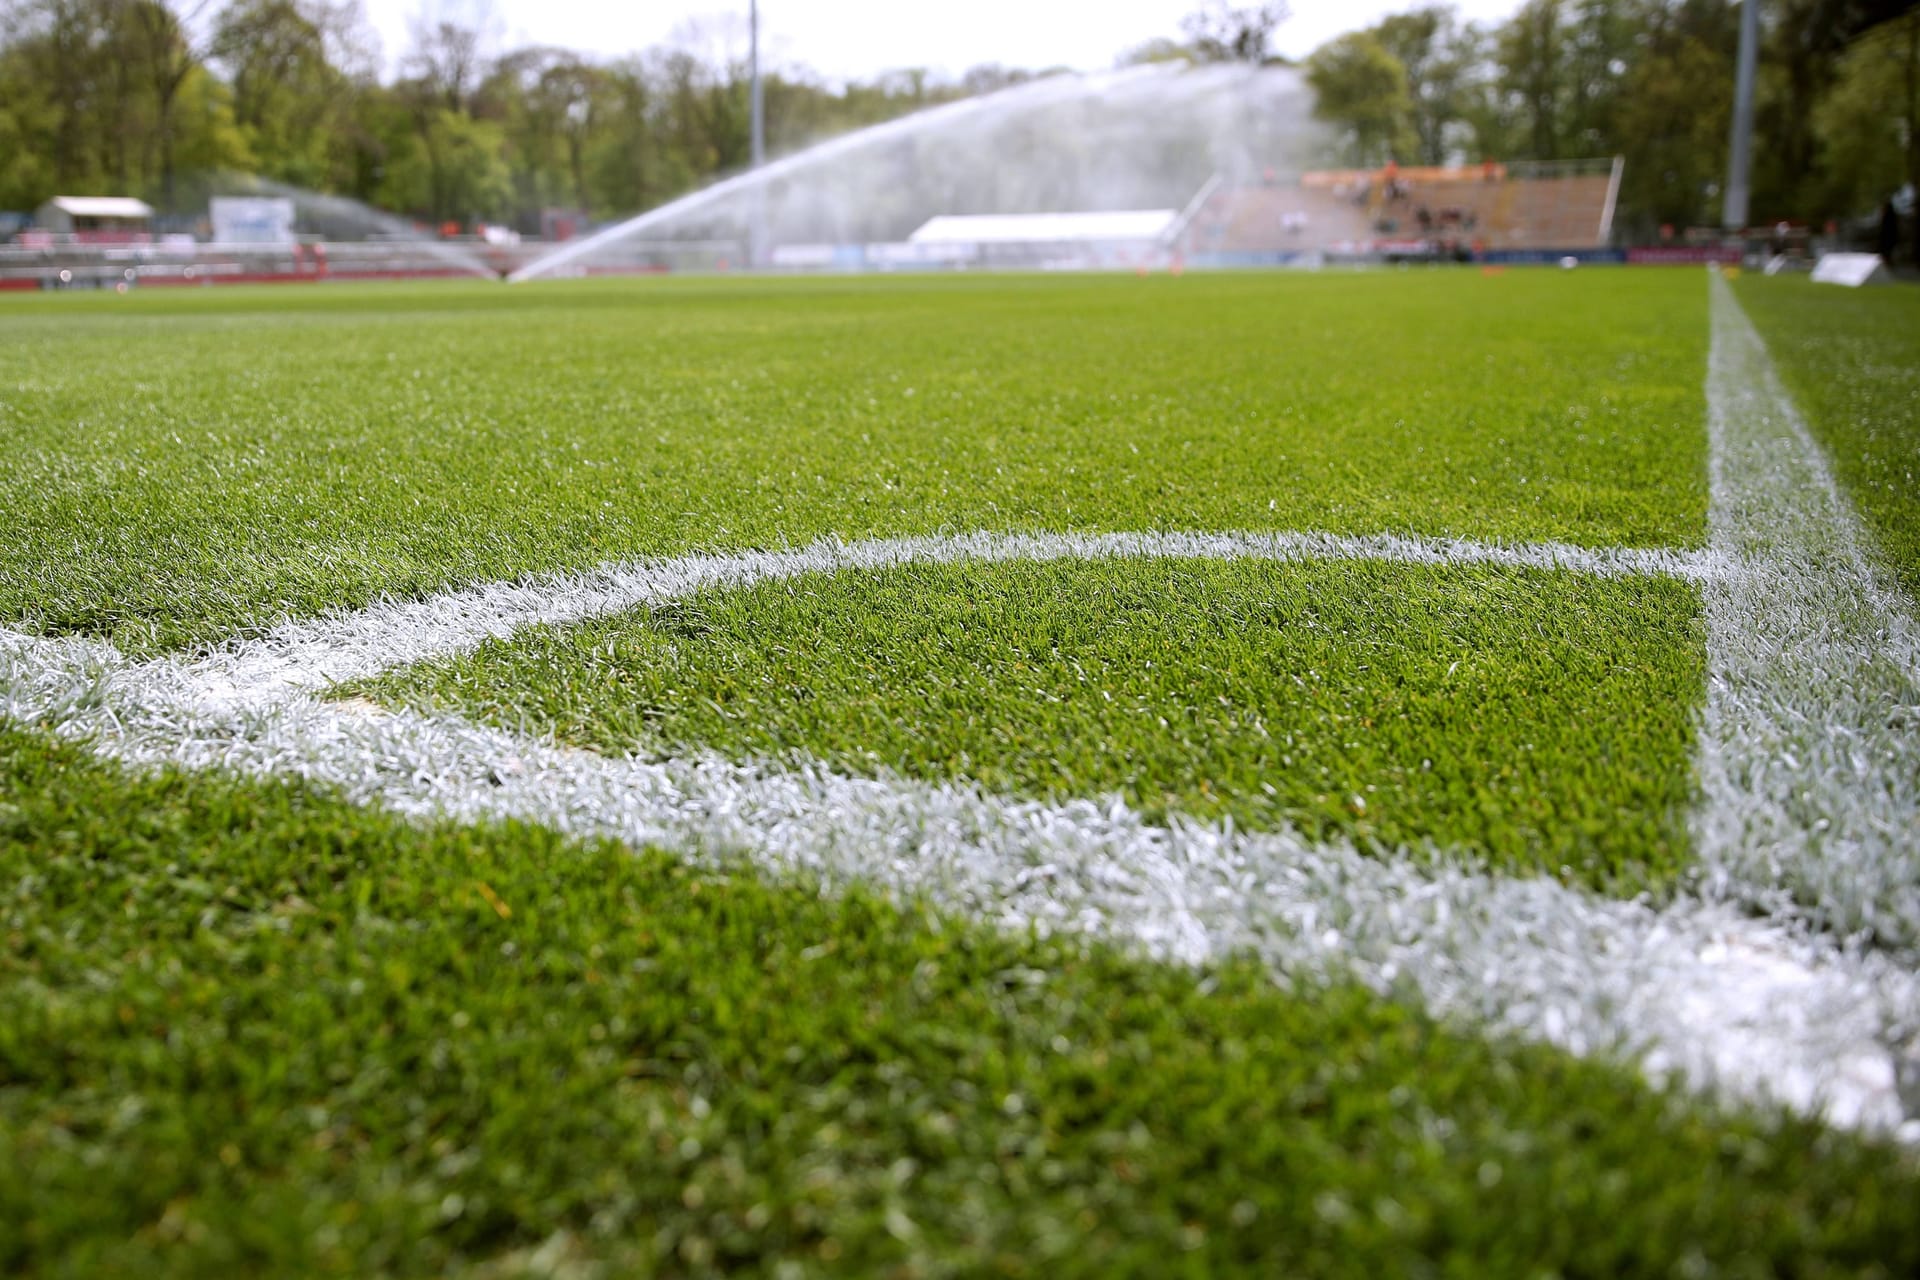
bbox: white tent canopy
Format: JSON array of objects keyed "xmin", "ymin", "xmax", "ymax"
[
  {"xmin": 1811, "ymin": 252, "xmax": 1892, "ymax": 287},
  {"xmin": 43, "ymin": 196, "xmax": 154, "ymax": 219},
  {"xmin": 908, "ymin": 210, "xmax": 1178, "ymax": 246}
]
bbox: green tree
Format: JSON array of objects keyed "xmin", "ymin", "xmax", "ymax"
[
  {"xmin": 1496, "ymin": 0, "xmax": 1564, "ymax": 157},
  {"xmin": 2, "ymin": 0, "xmax": 129, "ymax": 194},
  {"xmin": 392, "ymin": 4, "xmax": 510, "ymax": 222},
  {"xmin": 1753, "ymin": 0, "xmax": 1847, "ymax": 221},
  {"xmin": 1491, "ymin": 0, "xmax": 1642, "ymax": 162},
  {"xmin": 402, "ymin": 1, "xmax": 492, "ymax": 113},
  {"xmin": 210, "ymin": 0, "xmax": 364, "ymax": 191},
  {"xmin": 1306, "ymin": 31, "xmax": 1416, "ymax": 164},
  {"xmin": 584, "ymin": 59, "xmax": 676, "ymax": 218},
  {"xmin": 343, "ymin": 82, "xmax": 423, "ymax": 212},
  {"xmin": 167, "ymin": 59, "xmax": 253, "ymax": 189},
  {"xmin": 483, "ymin": 47, "xmax": 606, "ymax": 220},
  {"xmin": 0, "ymin": 43, "xmax": 58, "ymax": 207},
  {"xmin": 1558, "ymin": 0, "xmax": 1638, "ymax": 157},
  {"xmin": 0, "ymin": 0, "xmax": 250, "ymax": 211},
  {"xmin": 1815, "ymin": 9, "xmax": 1920, "ymax": 235},
  {"xmin": 1612, "ymin": 0, "xmax": 1736, "ymax": 232},
  {"xmin": 422, "ymin": 105, "xmax": 510, "ymax": 221},
  {"xmin": 1372, "ymin": 5, "xmax": 1480, "ymax": 164},
  {"xmin": 115, "ymin": 0, "xmax": 207, "ymax": 210},
  {"xmin": 1180, "ymin": 2, "xmax": 1289, "ymax": 63}
]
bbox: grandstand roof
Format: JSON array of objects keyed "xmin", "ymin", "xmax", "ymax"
[
  {"xmin": 908, "ymin": 210, "xmax": 1178, "ymax": 245},
  {"xmin": 43, "ymin": 196, "xmax": 154, "ymax": 219}
]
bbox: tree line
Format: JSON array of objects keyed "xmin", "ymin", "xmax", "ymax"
[
  {"xmin": 0, "ymin": 0, "xmax": 1915, "ymax": 240},
  {"xmin": 1297, "ymin": 0, "xmax": 1918, "ymax": 238},
  {"xmin": 0, "ymin": 0, "xmax": 1047, "ymax": 229}
]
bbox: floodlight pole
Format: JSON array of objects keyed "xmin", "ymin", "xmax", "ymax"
[
  {"xmin": 750, "ymin": 1, "xmax": 765, "ymax": 171},
  {"xmin": 749, "ymin": 0, "xmax": 767, "ymax": 268},
  {"xmin": 1723, "ymin": 0, "xmax": 1760, "ymax": 230}
]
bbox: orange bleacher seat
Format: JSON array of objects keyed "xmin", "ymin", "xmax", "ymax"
[{"xmin": 1192, "ymin": 169, "xmax": 1613, "ymax": 257}]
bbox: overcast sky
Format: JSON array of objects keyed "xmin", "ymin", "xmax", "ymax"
[{"xmin": 360, "ymin": 1, "xmax": 1528, "ymax": 82}]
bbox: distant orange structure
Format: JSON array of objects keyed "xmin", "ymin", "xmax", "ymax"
[
  {"xmin": 1299, "ymin": 164, "xmax": 1509, "ymax": 188},
  {"xmin": 1184, "ymin": 159, "xmax": 1620, "ymax": 259}
]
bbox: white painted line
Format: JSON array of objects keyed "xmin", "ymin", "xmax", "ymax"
[
  {"xmin": 1696, "ymin": 272, "xmax": 1920, "ymax": 950},
  {"xmin": 1, "ymin": 621, "xmax": 1914, "ymax": 1134},
  {"xmin": 180, "ymin": 526, "xmax": 1721, "ymax": 704}
]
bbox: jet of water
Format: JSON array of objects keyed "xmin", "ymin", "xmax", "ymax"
[
  {"xmin": 510, "ymin": 62, "xmax": 1324, "ymax": 283},
  {"xmin": 204, "ymin": 173, "xmax": 499, "ymax": 280}
]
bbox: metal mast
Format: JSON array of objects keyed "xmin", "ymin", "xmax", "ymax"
[
  {"xmin": 748, "ymin": 0, "xmax": 767, "ymax": 267},
  {"xmin": 1724, "ymin": 0, "xmax": 1760, "ymax": 230},
  {"xmin": 750, "ymin": 0, "xmax": 765, "ymax": 170}
]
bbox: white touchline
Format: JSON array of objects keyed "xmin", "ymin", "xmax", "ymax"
[
  {"xmin": 1696, "ymin": 271, "xmax": 1920, "ymax": 952},
  {"xmin": 0, "ymin": 274, "xmax": 1914, "ymax": 1138}
]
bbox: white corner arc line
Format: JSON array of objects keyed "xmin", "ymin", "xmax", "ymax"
[
  {"xmin": 180, "ymin": 526, "xmax": 1720, "ymax": 704},
  {"xmin": 2, "ymin": 619, "xmax": 1916, "ymax": 1137}
]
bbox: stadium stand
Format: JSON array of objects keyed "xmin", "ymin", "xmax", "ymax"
[
  {"xmin": 1184, "ymin": 183, "xmax": 1376, "ymax": 255},
  {"xmin": 1494, "ymin": 170, "xmax": 1617, "ymax": 249},
  {"xmin": 1188, "ymin": 159, "xmax": 1622, "ymax": 260}
]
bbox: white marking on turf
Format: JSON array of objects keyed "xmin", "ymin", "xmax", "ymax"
[
  {"xmin": 1, "ymin": 275, "xmax": 1916, "ymax": 1136},
  {"xmin": 0, "ymin": 621, "xmax": 1915, "ymax": 1135},
  {"xmin": 179, "ymin": 527, "xmax": 1721, "ymax": 703},
  {"xmin": 1697, "ymin": 272, "xmax": 1920, "ymax": 950}
]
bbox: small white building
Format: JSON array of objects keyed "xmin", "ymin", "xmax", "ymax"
[
  {"xmin": 35, "ymin": 196, "xmax": 155, "ymax": 239},
  {"xmin": 210, "ymin": 196, "xmax": 296, "ymax": 245}
]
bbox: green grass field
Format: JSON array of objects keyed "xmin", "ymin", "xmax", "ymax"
[
  {"xmin": 1, "ymin": 272, "xmax": 1704, "ymax": 652},
  {"xmin": 4, "ymin": 727, "xmax": 1913, "ymax": 1278},
  {"xmin": 358, "ymin": 558, "xmax": 1704, "ymax": 888},
  {"xmin": 2, "ymin": 269, "xmax": 1916, "ymax": 1276}
]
